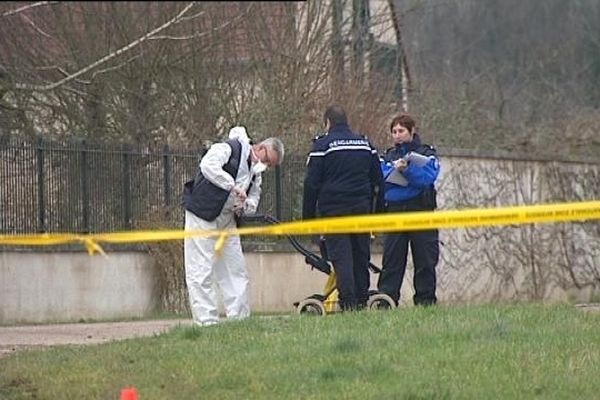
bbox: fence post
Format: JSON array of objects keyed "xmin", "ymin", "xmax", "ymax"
[
  {"xmin": 163, "ymin": 144, "xmax": 171, "ymax": 208},
  {"xmin": 80, "ymin": 140, "xmax": 90, "ymax": 233},
  {"xmin": 122, "ymin": 146, "xmax": 132, "ymax": 229},
  {"xmin": 275, "ymin": 165, "xmax": 282, "ymax": 220},
  {"xmin": 36, "ymin": 137, "xmax": 46, "ymax": 232}
]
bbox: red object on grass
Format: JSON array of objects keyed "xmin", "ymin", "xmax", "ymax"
[{"xmin": 120, "ymin": 387, "xmax": 138, "ymax": 400}]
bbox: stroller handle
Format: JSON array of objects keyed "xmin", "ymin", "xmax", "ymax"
[
  {"xmin": 238, "ymin": 214, "xmax": 331, "ymax": 275},
  {"xmin": 239, "ymin": 214, "xmax": 382, "ymax": 275}
]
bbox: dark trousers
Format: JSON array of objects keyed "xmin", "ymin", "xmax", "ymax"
[
  {"xmin": 325, "ymin": 233, "xmax": 371, "ymax": 310},
  {"xmin": 377, "ymin": 205, "xmax": 439, "ymax": 305}
]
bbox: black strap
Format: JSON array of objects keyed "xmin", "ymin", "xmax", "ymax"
[{"xmin": 222, "ymin": 138, "xmax": 243, "ymax": 179}]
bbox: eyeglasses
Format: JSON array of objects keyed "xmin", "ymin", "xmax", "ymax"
[{"xmin": 262, "ymin": 147, "xmax": 277, "ymax": 168}]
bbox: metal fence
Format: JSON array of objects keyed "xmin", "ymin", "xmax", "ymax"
[{"xmin": 0, "ymin": 137, "xmax": 307, "ymax": 237}]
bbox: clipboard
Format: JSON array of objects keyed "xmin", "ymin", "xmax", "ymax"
[
  {"xmin": 384, "ymin": 152, "xmax": 431, "ymax": 186},
  {"xmin": 404, "ymin": 151, "xmax": 430, "ymax": 166},
  {"xmin": 385, "ymin": 169, "xmax": 409, "ymax": 186}
]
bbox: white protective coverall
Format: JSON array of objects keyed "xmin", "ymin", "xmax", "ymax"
[{"xmin": 184, "ymin": 126, "xmax": 262, "ymax": 326}]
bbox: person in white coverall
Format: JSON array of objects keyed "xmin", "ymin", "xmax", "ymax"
[{"xmin": 181, "ymin": 126, "xmax": 284, "ymax": 326}]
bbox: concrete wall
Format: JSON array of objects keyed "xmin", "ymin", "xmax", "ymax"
[
  {"xmin": 0, "ymin": 252, "xmax": 159, "ymax": 325},
  {"xmin": 1, "ymin": 244, "xmax": 598, "ymax": 325},
  {"xmin": 0, "ymin": 251, "xmax": 347, "ymax": 324},
  {"xmin": 0, "ymin": 250, "xmax": 390, "ymax": 325}
]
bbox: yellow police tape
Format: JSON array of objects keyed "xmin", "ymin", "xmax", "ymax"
[{"xmin": 1, "ymin": 201, "xmax": 599, "ymax": 255}]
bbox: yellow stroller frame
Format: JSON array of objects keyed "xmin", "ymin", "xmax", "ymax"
[
  {"xmin": 240, "ymin": 214, "xmax": 395, "ymax": 315},
  {"xmin": 294, "ymin": 264, "xmax": 396, "ymax": 315}
]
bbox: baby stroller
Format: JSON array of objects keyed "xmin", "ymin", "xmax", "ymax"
[{"xmin": 240, "ymin": 214, "xmax": 396, "ymax": 315}]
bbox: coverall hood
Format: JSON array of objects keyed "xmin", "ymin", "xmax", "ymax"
[{"xmin": 228, "ymin": 126, "xmax": 251, "ymax": 145}]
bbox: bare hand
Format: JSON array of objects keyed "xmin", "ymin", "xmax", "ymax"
[
  {"xmin": 394, "ymin": 158, "xmax": 408, "ymax": 172},
  {"xmin": 232, "ymin": 186, "xmax": 247, "ymax": 201},
  {"xmin": 233, "ymin": 203, "xmax": 245, "ymax": 217}
]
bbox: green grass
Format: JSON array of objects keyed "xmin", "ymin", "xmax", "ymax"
[{"xmin": 1, "ymin": 304, "xmax": 599, "ymax": 399}]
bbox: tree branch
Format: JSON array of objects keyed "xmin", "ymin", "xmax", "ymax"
[
  {"xmin": 20, "ymin": 12, "xmax": 53, "ymax": 38},
  {"xmin": 149, "ymin": 6, "xmax": 250, "ymax": 41},
  {"xmin": 90, "ymin": 55, "xmax": 141, "ymax": 80},
  {"xmin": 2, "ymin": 1, "xmax": 58, "ymax": 17},
  {"xmin": 15, "ymin": 2, "xmax": 197, "ymax": 91}
]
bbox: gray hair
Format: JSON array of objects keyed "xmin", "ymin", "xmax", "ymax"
[{"xmin": 261, "ymin": 137, "xmax": 285, "ymax": 165}]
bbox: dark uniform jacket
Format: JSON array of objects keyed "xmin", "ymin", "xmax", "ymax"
[
  {"xmin": 303, "ymin": 123, "xmax": 384, "ymax": 219},
  {"xmin": 380, "ymin": 134, "xmax": 439, "ymax": 209}
]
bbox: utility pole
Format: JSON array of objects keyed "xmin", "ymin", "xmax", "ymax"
[
  {"xmin": 352, "ymin": 0, "xmax": 370, "ymax": 85},
  {"xmin": 387, "ymin": 0, "xmax": 411, "ymax": 112},
  {"xmin": 331, "ymin": 0, "xmax": 344, "ymax": 94}
]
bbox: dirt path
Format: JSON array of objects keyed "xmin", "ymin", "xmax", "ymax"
[
  {"xmin": 575, "ymin": 303, "xmax": 600, "ymax": 312},
  {"xmin": 0, "ymin": 319, "xmax": 191, "ymax": 358}
]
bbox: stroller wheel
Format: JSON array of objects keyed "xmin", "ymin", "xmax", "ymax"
[
  {"xmin": 296, "ymin": 298, "xmax": 326, "ymax": 316},
  {"xmin": 367, "ymin": 293, "xmax": 396, "ymax": 310}
]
